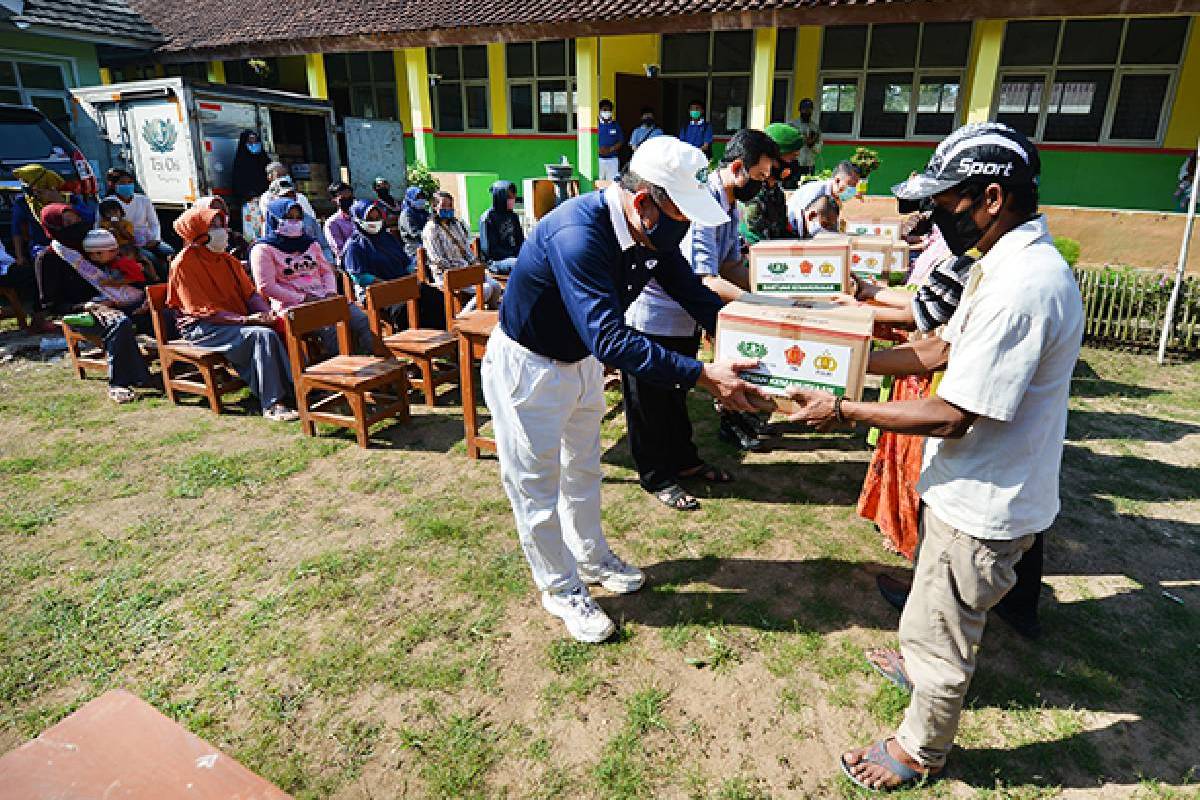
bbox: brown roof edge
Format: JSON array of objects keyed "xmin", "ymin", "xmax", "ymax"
[{"xmin": 152, "ymin": 0, "xmax": 1200, "ymax": 61}]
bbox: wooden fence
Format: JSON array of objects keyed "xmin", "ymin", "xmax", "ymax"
[{"xmin": 1074, "ymin": 267, "xmax": 1200, "ymax": 353}]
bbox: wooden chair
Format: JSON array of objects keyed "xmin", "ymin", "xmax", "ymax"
[
  {"xmin": 338, "ymin": 269, "xmax": 358, "ymax": 302},
  {"xmin": 282, "ymin": 296, "xmax": 410, "ymax": 448},
  {"xmin": 0, "ymin": 287, "xmax": 28, "ymax": 330},
  {"xmin": 453, "ymin": 310, "xmax": 499, "ymax": 459},
  {"xmin": 442, "ymin": 264, "xmax": 489, "ymax": 330},
  {"xmin": 145, "ymin": 284, "xmax": 245, "ymax": 415},
  {"xmin": 61, "ymin": 319, "xmax": 158, "ymax": 380},
  {"xmin": 363, "ymin": 275, "xmax": 459, "ymax": 406},
  {"xmin": 415, "ymin": 247, "xmax": 431, "ymax": 284}
]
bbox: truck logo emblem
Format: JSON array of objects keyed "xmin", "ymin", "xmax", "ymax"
[
  {"xmin": 141, "ymin": 118, "xmax": 178, "ymax": 154},
  {"xmin": 737, "ymin": 341, "xmax": 767, "ymax": 359}
]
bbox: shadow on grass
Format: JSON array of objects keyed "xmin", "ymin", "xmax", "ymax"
[
  {"xmin": 1070, "ymin": 359, "xmax": 1168, "ymax": 400},
  {"xmin": 1066, "ymin": 409, "xmax": 1200, "ymax": 443}
]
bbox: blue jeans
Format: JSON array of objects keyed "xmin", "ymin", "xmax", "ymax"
[{"xmin": 487, "ymin": 257, "xmax": 519, "ymax": 276}]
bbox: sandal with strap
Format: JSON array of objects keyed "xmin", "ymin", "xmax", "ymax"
[
  {"xmin": 678, "ymin": 462, "xmax": 734, "ymax": 484},
  {"xmin": 654, "ymin": 483, "xmax": 700, "ymax": 512},
  {"xmin": 108, "ymin": 386, "xmax": 137, "ymax": 404},
  {"xmin": 839, "ymin": 738, "xmax": 940, "ymax": 792},
  {"xmin": 865, "ymin": 647, "xmax": 912, "ymax": 693}
]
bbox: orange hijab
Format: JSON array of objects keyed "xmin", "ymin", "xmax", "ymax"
[{"xmin": 166, "ymin": 207, "xmax": 256, "ymax": 317}]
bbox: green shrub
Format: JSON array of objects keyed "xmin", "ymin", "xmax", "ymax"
[
  {"xmin": 406, "ymin": 161, "xmax": 440, "ymax": 198},
  {"xmin": 1055, "ymin": 236, "xmax": 1081, "ymax": 267},
  {"xmin": 851, "ymin": 146, "xmax": 881, "ymax": 178}
]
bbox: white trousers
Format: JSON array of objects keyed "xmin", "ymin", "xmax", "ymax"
[
  {"xmin": 598, "ymin": 157, "xmax": 620, "ymax": 181},
  {"xmin": 482, "ymin": 327, "xmax": 612, "ymax": 595}
]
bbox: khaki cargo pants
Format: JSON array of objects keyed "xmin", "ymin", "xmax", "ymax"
[{"xmin": 895, "ymin": 505, "xmax": 1035, "ymax": 770}]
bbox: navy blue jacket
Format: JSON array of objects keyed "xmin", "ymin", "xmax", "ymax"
[{"xmin": 499, "ymin": 190, "xmax": 722, "ymax": 388}]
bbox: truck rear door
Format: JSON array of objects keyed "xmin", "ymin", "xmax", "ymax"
[{"xmin": 194, "ymin": 99, "xmax": 257, "ymax": 198}]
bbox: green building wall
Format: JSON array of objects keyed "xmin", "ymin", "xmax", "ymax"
[{"xmin": 0, "ymin": 32, "xmax": 102, "ymax": 85}]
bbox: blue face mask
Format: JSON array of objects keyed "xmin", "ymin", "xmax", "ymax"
[
  {"xmin": 247, "ymin": 142, "xmax": 263, "ymax": 154},
  {"xmin": 839, "ymin": 184, "xmax": 858, "ymax": 202},
  {"xmin": 115, "ymin": 184, "xmax": 135, "ymax": 200},
  {"xmin": 412, "ymin": 199, "xmax": 428, "ymax": 210},
  {"xmin": 438, "ymin": 209, "xmax": 455, "ymax": 220}
]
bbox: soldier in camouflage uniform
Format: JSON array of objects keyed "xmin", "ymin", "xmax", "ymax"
[{"xmin": 740, "ymin": 123, "xmax": 803, "ymax": 245}]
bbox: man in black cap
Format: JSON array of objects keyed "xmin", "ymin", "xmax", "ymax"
[{"xmin": 786, "ymin": 122, "xmax": 1084, "ymax": 790}]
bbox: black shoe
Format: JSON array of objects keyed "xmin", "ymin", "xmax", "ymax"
[
  {"xmin": 719, "ymin": 414, "xmax": 763, "ymax": 451},
  {"xmin": 993, "ymin": 603, "xmax": 1042, "ymax": 640},
  {"xmin": 877, "ymin": 573, "xmax": 910, "ymax": 613}
]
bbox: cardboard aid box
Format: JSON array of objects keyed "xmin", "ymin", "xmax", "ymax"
[
  {"xmin": 849, "ymin": 235, "xmax": 911, "ymax": 279},
  {"xmin": 843, "ymin": 216, "xmax": 905, "ymax": 240},
  {"xmin": 715, "ymin": 300, "xmax": 875, "ymax": 410},
  {"xmin": 748, "ymin": 237, "xmax": 852, "ymax": 298}
]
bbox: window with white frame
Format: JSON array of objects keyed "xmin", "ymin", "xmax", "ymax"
[
  {"xmin": 661, "ymin": 31, "xmax": 753, "ymax": 135},
  {"xmin": 817, "ymin": 22, "xmax": 971, "ymax": 139},
  {"xmin": 429, "ymin": 46, "xmax": 490, "ymax": 133},
  {"xmin": 506, "ymin": 40, "xmax": 576, "ymax": 134},
  {"xmin": 995, "ymin": 16, "xmax": 1191, "ymax": 144},
  {"xmin": 0, "ymin": 56, "xmax": 74, "ymax": 136}
]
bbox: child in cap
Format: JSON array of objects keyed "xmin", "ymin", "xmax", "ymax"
[{"xmin": 83, "ymin": 229, "xmax": 147, "ymax": 287}]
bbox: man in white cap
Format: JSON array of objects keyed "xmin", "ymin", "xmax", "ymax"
[{"xmin": 482, "ymin": 136, "xmax": 769, "ymax": 643}]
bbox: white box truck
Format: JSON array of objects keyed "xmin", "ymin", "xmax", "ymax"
[{"xmin": 69, "ymin": 77, "xmax": 340, "ymax": 209}]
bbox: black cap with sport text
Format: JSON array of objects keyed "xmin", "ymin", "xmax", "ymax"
[{"xmin": 892, "ymin": 122, "xmax": 1040, "ymax": 208}]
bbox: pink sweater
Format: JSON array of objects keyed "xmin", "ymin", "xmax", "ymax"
[{"xmin": 250, "ymin": 242, "xmax": 338, "ymax": 310}]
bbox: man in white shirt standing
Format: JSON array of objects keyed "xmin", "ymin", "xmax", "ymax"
[
  {"xmin": 785, "ymin": 122, "xmax": 1083, "ymax": 791},
  {"xmin": 788, "ymin": 97, "xmax": 822, "ymax": 179}
]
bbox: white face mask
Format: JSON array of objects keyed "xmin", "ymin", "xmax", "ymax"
[
  {"xmin": 361, "ymin": 219, "xmax": 384, "ymax": 235},
  {"xmin": 205, "ymin": 227, "xmax": 229, "ymax": 253},
  {"xmin": 599, "ymin": 111, "xmax": 613, "ymax": 122}
]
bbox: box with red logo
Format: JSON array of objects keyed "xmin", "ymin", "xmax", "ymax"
[
  {"xmin": 849, "ymin": 235, "xmax": 911, "ymax": 279},
  {"xmin": 714, "ymin": 299, "xmax": 875, "ymax": 410},
  {"xmin": 748, "ymin": 237, "xmax": 851, "ymax": 298},
  {"xmin": 842, "ymin": 216, "xmax": 905, "ymax": 240}
]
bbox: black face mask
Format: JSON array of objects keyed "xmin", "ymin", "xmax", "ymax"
[
  {"xmin": 641, "ymin": 117, "xmax": 654, "ymax": 127},
  {"xmin": 733, "ymin": 178, "xmax": 763, "ymax": 202},
  {"xmin": 640, "ymin": 198, "xmax": 689, "ymax": 252},
  {"xmin": 57, "ymin": 220, "xmax": 93, "ymax": 250},
  {"xmin": 376, "ymin": 188, "xmax": 393, "ymax": 202},
  {"xmin": 337, "ymin": 196, "xmax": 354, "ymax": 212},
  {"xmin": 931, "ymin": 191, "xmax": 997, "ymax": 256}
]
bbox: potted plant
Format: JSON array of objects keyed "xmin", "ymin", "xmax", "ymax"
[{"xmin": 850, "ymin": 146, "xmax": 881, "ymax": 195}]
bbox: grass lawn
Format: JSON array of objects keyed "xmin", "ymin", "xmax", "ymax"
[{"xmin": 1, "ymin": 341, "xmax": 1198, "ymax": 799}]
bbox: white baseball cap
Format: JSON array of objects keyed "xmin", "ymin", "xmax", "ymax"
[
  {"xmin": 628, "ymin": 136, "xmax": 729, "ymax": 227},
  {"xmin": 82, "ymin": 229, "xmax": 118, "ymax": 251}
]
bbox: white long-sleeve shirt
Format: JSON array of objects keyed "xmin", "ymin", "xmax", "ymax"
[{"xmin": 106, "ymin": 193, "xmax": 160, "ymax": 246}]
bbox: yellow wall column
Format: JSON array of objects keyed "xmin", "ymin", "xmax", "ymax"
[
  {"xmin": 598, "ymin": 34, "xmax": 659, "ymax": 110},
  {"xmin": 792, "ymin": 26, "xmax": 821, "ymax": 119},
  {"xmin": 305, "ymin": 54, "xmax": 328, "ymax": 99},
  {"xmin": 206, "ymin": 62, "xmax": 226, "ymax": 84},
  {"xmin": 403, "ymin": 47, "xmax": 437, "ymax": 167},
  {"xmin": 750, "ymin": 28, "xmax": 777, "ymax": 129},
  {"xmin": 1165, "ymin": 17, "xmax": 1200, "ymax": 148},
  {"xmin": 576, "ymin": 37, "xmax": 599, "ymax": 180},
  {"xmin": 487, "ymin": 43, "xmax": 508, "ymax": 135},
  {"xmin": 963, "ymin": 20, "xmax": 1005, "ymax": 123},
  {"xmin": 393, "ymin": 51, "xmax": 413, "ymax": 133},
  {"xmin": 99, "ymin": 68, "xmax": 113, "ymax": 85}
]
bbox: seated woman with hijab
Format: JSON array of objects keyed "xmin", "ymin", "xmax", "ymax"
[
  {"xmin": 343, "ymin": 199, "xmax": 445, "ymax": 330},
  {"xmin": 397, "ymin": 187, "xmax": 429, "ymax": 262},
  {"xmin": 36, "ymin": 203, "xmax": 153, "ymax": 403},
  {"xmin": 167, "ymin": 206, "xmax": 299, "ymax": 422},
  {"xmin": 193, "ymin": 196, "xmax": 250, "ymax": 261},
  {"xmin": 251, "ymin": 197, "xmax": 388, "ymax": 357}
]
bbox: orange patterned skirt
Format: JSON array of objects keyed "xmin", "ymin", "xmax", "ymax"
[{"xmin": 856, "ymin": 373, "xmax": 933, "ymax": 561}]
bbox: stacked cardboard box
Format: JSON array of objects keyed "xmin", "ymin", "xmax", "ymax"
[
  {"xmin": 849, "ymin": 235, "xmax": 911, "ymax": 280},
  {"xmin": 714, "ymin": 299, "xmax": 875, "ymax": 410},
  {"xmin": 843, "ymin": 216, "xmax": 905, "ymax": 240},
  {"xmin": 748, "ymin": 236, "xmax": 852, "ymax": 299}
]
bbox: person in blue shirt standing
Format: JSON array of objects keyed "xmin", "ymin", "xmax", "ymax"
[
  {"xmin": 481, "ymin": 136, "xmax": 770, "ymax": 644},
  {"xmin": 623, "ymin": 128, "xmax": 780, "ymax": 511},
  {"xmin": 629, "ymin": 107, "xmax": 663, "ymax": 151},
  {"xmin": 679, "ymin": 99, "xmax": 713, "ymax": 158},
  {"xmin": 596, "ymin": 99, "xmax": 625, "ymax": 182}
]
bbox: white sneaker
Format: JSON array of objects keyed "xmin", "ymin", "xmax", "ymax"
[
  {"xmin": 541, "ymin": 586, "xmax": 615, "ymax": 644},
  {"xmin": 578, "ymin": 552, "xmax": 645, "ymax": 594}
]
